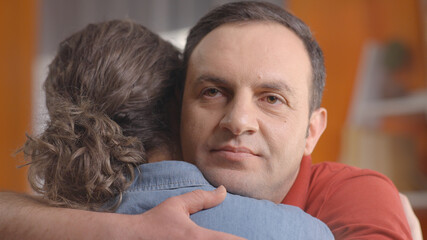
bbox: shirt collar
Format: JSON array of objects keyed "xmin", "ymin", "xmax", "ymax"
[{"xmin": 130, "ymin": 160, "xmax": 211, "ymax": 191}]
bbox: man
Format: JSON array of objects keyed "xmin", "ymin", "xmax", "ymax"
[
  {"xmin": 180, "ymin": 2, "xmax": 326, "ymax": 204},
  {"xmin": 0, "ymin": 1, "xmax": 415, "ymax": 239},
  {"xmin": 178, "ymin": 2, "xmax": 411, "ymax": 239}
]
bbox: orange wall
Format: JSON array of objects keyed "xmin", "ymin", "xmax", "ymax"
[
  {"xmin": 0, "ymin": 1, "xmax": 38, "ymax": 192},
  {"xmin": 288, "ymin": 0, "xmax": 426, "ymax": 163}
]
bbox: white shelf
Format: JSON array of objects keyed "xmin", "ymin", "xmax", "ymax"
[
  {"xmin": 348, "ymin": 43, "xmax": 427, "ymax": 126},
  {"xmin": 361, "ymin": 90, "xmax": 427, "ymax": 119}
]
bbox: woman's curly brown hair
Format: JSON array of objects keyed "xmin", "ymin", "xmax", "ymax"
[{"xmin": 21, "ymin": 20, "xmax": 182, "ymax": 211}]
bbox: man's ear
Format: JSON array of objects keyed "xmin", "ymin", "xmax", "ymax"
[{"xmin": 304, "ymin": 107, "xmax": 327, "ymax": 156}]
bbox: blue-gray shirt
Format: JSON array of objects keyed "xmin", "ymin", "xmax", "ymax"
[{"xmin": 115, "ymin": 161, "xmax": 333, "ymax": 240}]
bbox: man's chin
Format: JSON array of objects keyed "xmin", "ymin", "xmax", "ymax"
[{"xmin": 200, "ymin": 167, "xmax": 261, "ymax": 199}]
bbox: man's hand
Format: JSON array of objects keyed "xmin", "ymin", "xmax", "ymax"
[
  {"xmin": 124, "ymin": 185, "xmax": 245, "ymax": 239},
  {"xmin": 0, "ymin": 186, "xmax": 244, "ymax": 240}
]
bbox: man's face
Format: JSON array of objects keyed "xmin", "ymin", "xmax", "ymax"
[{"xmin": 181, "ymin": 21, "xmax": 325, "ymax": 203}]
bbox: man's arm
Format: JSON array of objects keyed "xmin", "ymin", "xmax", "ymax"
[{"xmin": 0, "ymin": 186, "xmax": 244, "ymax": 240}]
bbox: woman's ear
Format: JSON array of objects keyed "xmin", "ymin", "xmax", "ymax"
[{"xmin": 304, "ymin": 107, "xmax": 327, "ymax": 156}]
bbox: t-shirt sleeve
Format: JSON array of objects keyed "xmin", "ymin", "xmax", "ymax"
[{"xmin": 308, "ymin": 167, "xmax": 412, "ymax": 239}]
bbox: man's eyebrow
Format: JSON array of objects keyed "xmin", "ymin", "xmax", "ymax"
[
  {"xmin": 194, "ymin": 74, "xmax": 230, "ymax": 86},
  {"xmin": 257, "ymin": 81, "xmax": 295, "ymax": 96},
  {"xmin": 193, "ymin": 74, "xmax": 295, "ymax": 96}
]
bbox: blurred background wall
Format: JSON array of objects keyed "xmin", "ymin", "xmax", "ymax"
[
  {"xmin": 290, "ymin": 1, "xmax": 426, "ymax": 235},
  {"xmin": 1, "ymin": 0, "xmax": 426, "ymax": 236},
  {"xmin": 0, "ymin": 1, "xmax": 37, "ymax": 194}
]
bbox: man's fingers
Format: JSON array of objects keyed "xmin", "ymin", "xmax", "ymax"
[
  {"xmin": 138, "ymin": 187, "xmax": 246, "ymax": 239},
  {"xmin": 170, "ymin": 186, "xmax": 227, "ymax": 215}
]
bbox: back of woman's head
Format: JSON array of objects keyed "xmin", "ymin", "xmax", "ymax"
[{"xmin": 23, "ymin": 20, "xmax": 182, "ymax": 210}]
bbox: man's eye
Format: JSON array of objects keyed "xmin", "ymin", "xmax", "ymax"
[
  {"xmin": 266, "ymin": 96, "xmax": 279, "ymax": 104},
  {"xmin": 203, "ymin": 88, "xmax": 220, "ymax": 97}
]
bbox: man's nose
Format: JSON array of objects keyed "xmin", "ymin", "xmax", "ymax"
[{"xmin": 219, "ymin": 97, "xmax": 259, "ymax": 136}]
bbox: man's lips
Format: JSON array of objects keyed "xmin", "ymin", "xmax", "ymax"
[
  {"xmin": 210, "ymin": 146, "xmax": 259, "ymax": 161},
  {"xmin": 213, "ymin": 146, "xmax": 256, "ymax": 154}
]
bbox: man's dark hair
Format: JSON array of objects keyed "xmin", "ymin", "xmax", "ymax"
[{"xmin": 183, "ymin": 1, "xmax": 325, "ymax": 113}]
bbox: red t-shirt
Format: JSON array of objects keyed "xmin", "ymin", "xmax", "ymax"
[{"xmin": 282, "ymin": 156, "xmax": 412, "ymax": 239}]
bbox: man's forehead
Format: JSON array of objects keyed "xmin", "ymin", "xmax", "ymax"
[
  {"xmin": 186, "ymin": 21, "xmax": 311, "ymax": 86},
  {"xmin": 194, "ymin": 21, "xmax": 295, "ymax": 50},
  {"xmin": 189, "ymin": 21, "xmax": 307, "ymax": 62}
]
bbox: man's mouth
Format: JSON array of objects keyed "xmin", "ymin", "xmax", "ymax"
[{"xmin": 210, "ymin": 145, "xmax": 258, "ymax": 162}]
